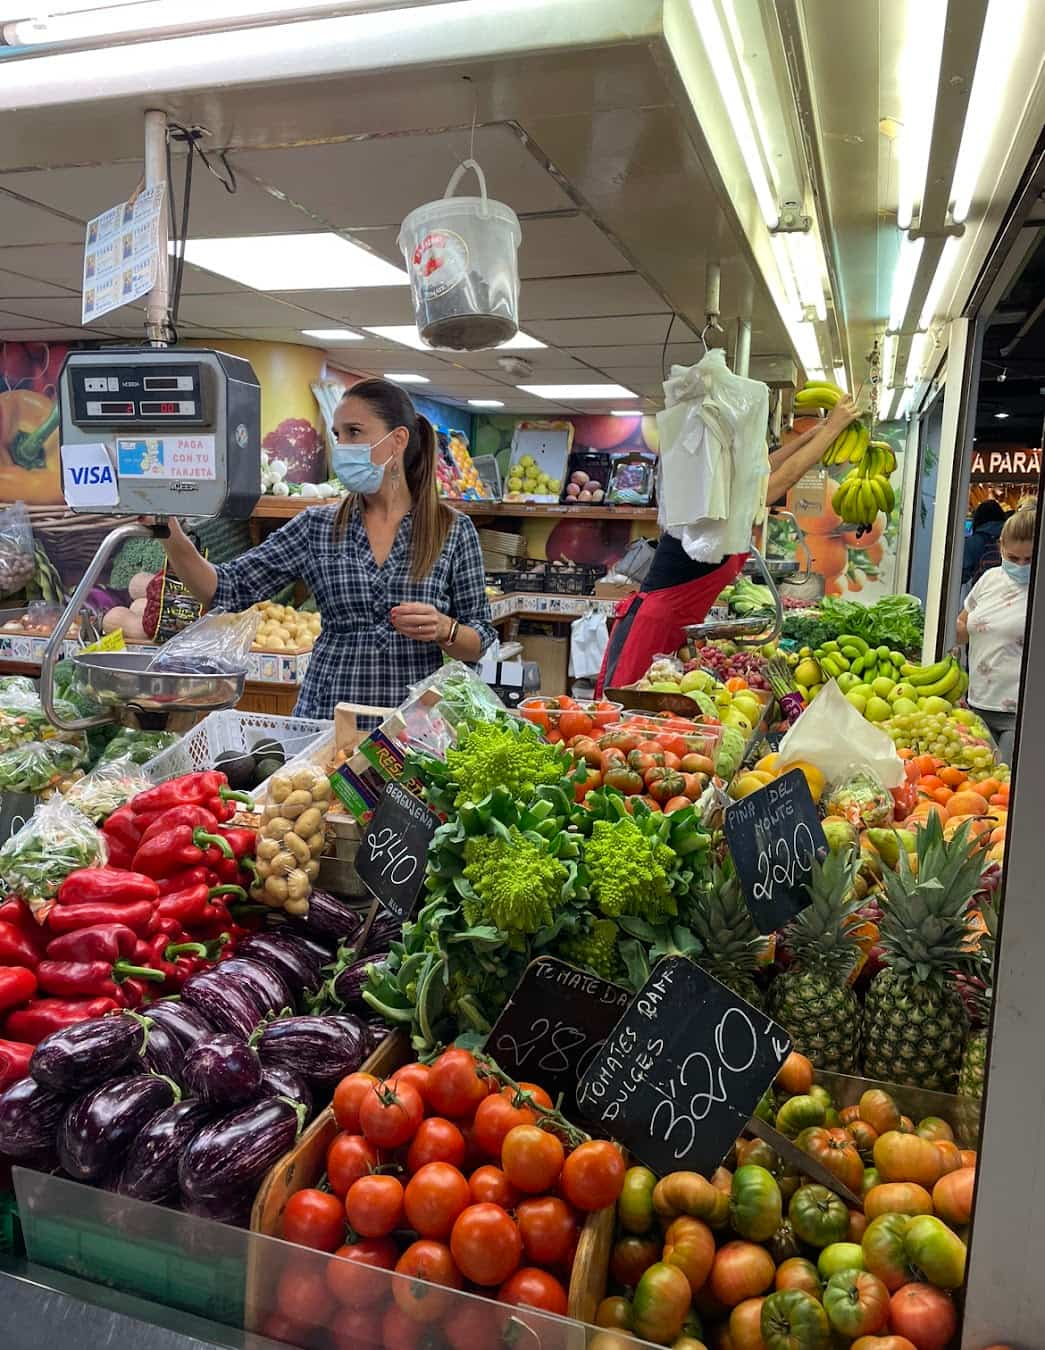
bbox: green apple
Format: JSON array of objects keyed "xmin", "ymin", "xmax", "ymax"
[
  {"xmin": 845, "ymin": 691, "xmax": 868, "ymax": 715},
  {"xmin": 891, "ymin": 697, "xmax": 919, "ymax": 716},
  {"xmin": 919, "ymin": 696, "xmax": 953, "ymax": 716},
  {"xmin": 836, "ymin": 672, "xmax": 860, "ymax": 694},
  {"xmin": 722, "ymin": 709, "xmax": 753, "ymax": 732},
  {"xmin": 890, "ymin": 681, "xmax": 918, "ymax": 703},
  {"xmin": 864, "ymin": 696, "xmax": 892, "ymax": 723},
  {"xmin": 680, "ymin": 668, "xmax": 713, "ymax": 694},
  {"xmin": 871, "ymin": 676, "xmax": 896, "ymax": 700},
  {"xmin": 795, "ymin": 658, "xmax": 822, "ymax": 687},
  {"xmin": 715, "ymin": 689, "xmax": 733, "ymax": 709}
]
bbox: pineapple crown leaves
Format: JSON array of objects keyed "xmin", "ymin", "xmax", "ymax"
[
  {"xmin": 688, "ymin": 861, "xmax": 766, "ymax": 978},
  {"xmin": 878, "ymin": 813, "xmax": 988, "ymax": 989},
  {"xmin": 785, "ymin": 845, "xmax": 864, "ymax": 979}
]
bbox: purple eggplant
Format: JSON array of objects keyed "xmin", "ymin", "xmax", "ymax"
[
  {"xmin": 0, "ymin": 1077, "xmax": 69, "ymax": 1160},
  {"xmin": 142, "ymin": 1000, "xmax": 215, "ymax": 1050},
  {"xmin": 182, "ymin": 1034, "xmax": 262, "ymax": 1106},
  {"xmin": 29, "ymin": 1012, "xmax": 147, "ymax": 1093},
  {"xmin": 178, "ymin": 1096, "xmax": 304, "ymax": 1203},
  {"xmin": 140, "ymin": 1021, "xmax": 185, "ymax": 1081},
  {"xmin": 209, "ymin": 958, "xmax": 293, "ymax": 1020},
  {"xmin": 282, "ymin": 890, "xmax": 365, "ymax": 946},
  {"xmin": 181, "ymin": 1189, "xmax": 254, "ymax": 1229},
  {"xmin": 258, "ymin": 1065, "xmax": 312, "ymax": 1116},
  {"xmin": 362, "ymin": 914, "xmax": 401, "ymax": 954},
  {"xmin": 182, "ymin": 967, "xmax": 267, "ymax": 1039},
  {"xmin": 117, "ymin": 1100, "xmax": 214, "ymax": 1202},
  {"xmin": 238, "ymin": 933, "xmax": 324, "ymax": 1000},
  {"xmin": 329, "ymin": 954, "xmax": 387, "ymax": 1014},
  {"xmin": 257, "ymin": 1013, "xmax": 368, "ymax": 1087},
  {"xmin": 58, "ymin": 1074, "xmax": 179, "ymax": 1182}
]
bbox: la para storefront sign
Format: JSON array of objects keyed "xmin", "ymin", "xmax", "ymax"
[{"xmin": 971, "ymin": 446, "xmax": 1041, "ymax": 482}]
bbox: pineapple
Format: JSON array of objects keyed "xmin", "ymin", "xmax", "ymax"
[
  {"xmin": 862, "ymin": 814, "xmax": 986, "ymax": 1093},
  {"xmin": 958, "ymin": 900, "xmax": 997, "ymax": 1100},
  {"xmin": 690, "ymin": 866, "xmax": 767, "ymax": 1010},
  {"xmin": 768, "ymin": 847, "xmax": 864, "ymax": 1073}
]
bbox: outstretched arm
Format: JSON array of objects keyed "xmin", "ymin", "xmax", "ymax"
[{"xmin": 767, "ymin": 397, "xmax": 859, "ymax": 503}]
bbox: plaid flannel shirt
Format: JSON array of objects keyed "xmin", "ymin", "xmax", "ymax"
[{"xmin": 213, "ymin": 504, "xmax": 496, "ymax": 718}]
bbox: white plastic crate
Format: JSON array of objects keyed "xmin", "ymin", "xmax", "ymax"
[{"xmin": 142, "ymin": 709, "xmax": 333, "ymax": 784}]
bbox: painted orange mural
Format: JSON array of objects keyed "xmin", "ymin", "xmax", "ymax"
[{"xmin": 0, "ymin": 342, "xmax": 67, "ymax": 505}]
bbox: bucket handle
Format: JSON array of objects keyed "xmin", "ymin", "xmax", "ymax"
[{"xmin": 444, "ymin": 158, "xmax": 490, "ymax": 218}]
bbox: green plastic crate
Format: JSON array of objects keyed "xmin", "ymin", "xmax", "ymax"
[{"xmin": 0, "ymin": 1190, "xmax": 22, "ymax": 1257}]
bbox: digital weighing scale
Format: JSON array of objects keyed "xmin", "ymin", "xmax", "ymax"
[{"xmin": 41, "ymin": 347, "xmax": 262, "ymax": 732}]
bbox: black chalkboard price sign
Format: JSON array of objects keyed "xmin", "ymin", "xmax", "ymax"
[
  {"xmin": 485, "ymin": 958, "xmax": 631, "ymax": 1120},
  {"xmin": 355, "ymin": 780, "xmax": 439, "ymax": 922},
  {"xmin": 577, "ymin": 956, "xmax": 792, "ymax": 1177},
  {"xmin": 724, "ymin": 768, "xmax": 827, "ymax": 934}
]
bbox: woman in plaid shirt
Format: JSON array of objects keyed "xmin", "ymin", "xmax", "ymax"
[{"xmin": 161, "ymin": 379, "xmax": 497, "ymax": 718}]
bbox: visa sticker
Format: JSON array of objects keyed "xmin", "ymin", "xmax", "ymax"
[{"xmin": 61, "ymin": 444, "xmax": 119, "ymax": 509}]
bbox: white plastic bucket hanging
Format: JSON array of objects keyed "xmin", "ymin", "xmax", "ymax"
[{"xmin": 398, "ymin": 159, "xmax": 522, "ymax": 351}]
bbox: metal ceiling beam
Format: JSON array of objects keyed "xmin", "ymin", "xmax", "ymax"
[
  {"xmin": 1000, "ymin": 294, "xmax": 1045, "ymax": 356},
  {"xmin": 917, "ymin": 0, "xmax": 989, "ymax": 228}
]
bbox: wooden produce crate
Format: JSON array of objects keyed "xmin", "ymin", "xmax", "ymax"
[{"xmin": 246, "ymin": 1031, "xmax": 618, "ymax": 1331}]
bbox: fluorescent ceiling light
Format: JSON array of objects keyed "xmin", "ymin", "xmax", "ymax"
[
  {"xmin": 518, "ymin": 384, "xmax": 637, "ymax": 400},
  {"xmin": 775, "ymin": 230, "xmax": 827, "ymax": 322},
  {"xmin": 881, "ymin": 334, "xmax": 898, "ymax": 390},
  {"xmin": 918, "ymin": 236, "xmax": 961, "ymax": 330},
  {"xmin": 995, "ymin": 411, "xmax": 1010, "ymax": 419},
  {"xmin": 385, "ymin": 373, "xmax": 429, "ymax": 384},
  {"xmin": 951, "ymin": 0, "xmax": 1030, "ymax": 222},
  {"xmin": 789, "ymin": 321, "xmax": 823, "ymax": 377},
  {"xmin": 363, "ymin": 325, "xmax": 545, "ymax": 352},
  {"xmin": 611, "ymin": 410, "xmax": 642, "ymax": 417},
  {"xmin": 896, "ymin": 0, "xmax": 947, "ymax": 229},
  {"xmin": 769, "ymin": 236, "xmax": 802, "ymax": 323},
  {"xmin": 691, "ymin": 0, "xmax": 779, "ymax": 228},
  {"xmin": 884, "ymin": 387, "xmax": 903, "ymax": 421},
  {"xmin": 177, "ymin": 234, "xmax": 406, "ymax": 291},
  {"xmin": 888, "ymin": 235, "xmax": 925, "ymax": 332},
  {"xmin": 905, "ymin": 332, "xmax": 929, "ymax": 386},
  {"xmin": 302, "ymin": 328, "xmax": 363, "ymax": 341},
  {"xmin": 468, "ymin": 399, "xmax": 504, "ymax": 407}
]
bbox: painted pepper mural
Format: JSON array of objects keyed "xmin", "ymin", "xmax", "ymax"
[
  {"xmin": 473, "ymin": 411, "xmax": 660, "ymax": 565},
  {"xmin": 0, "ymin": 342, "xmax": 67, "ymax": 505}
]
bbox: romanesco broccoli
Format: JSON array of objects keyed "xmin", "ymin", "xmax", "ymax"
[
  {"xmin": 446, "ymin": 720, "xmax": 567, "ymax": 808},
  {"xmin": 462, "ymin": 828, "xmax": 567, "ymax": 935},
  {"xmin": 558, "ymin": 918, "xmax": 621, "ymax": 981},
  {"xmin": 584, "ymin": 816, "xmax": 677, "ymax": 922}
]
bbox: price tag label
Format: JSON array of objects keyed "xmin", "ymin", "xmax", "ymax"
[
  {"xmin": 356, "ymin": 780, "xmax": 439, "ymax": 922},
  {"xmin": 578, "ymin": 956, "xmax": 792, "ymax": 1177},
  {"xmin": 486, "ymin": 958, "xmax": 631, "ymax": 1121},
  {"xmin": 724, "ymin": 769, "xmax": 826, "ymax": 934}
]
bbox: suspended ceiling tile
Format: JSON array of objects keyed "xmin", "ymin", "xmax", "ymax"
[
  {"xmin": 571, "ymin": 342, "xmax": 703, "ymax": 366},
  {"xmin": 0, "ymin": 268, "xmax": 78, "ymax": 301},
  {"xmin": 0, "ymin": 324, "xmax": 118, "ymax": 340},
  {"xmin": 230, "ymin": 125, "xmax": 573, "ymax": 231},
  {"xmin": 0, "ymin": 244, "xmax": 86, "ymax": 290},
  {"xmin": 518, "ymin": 273, "xmax": 667, "ymax": 322},
  {"xmin": 0, "ymin": 191, "xmax": 82, "ymax": 246},
  {"xmin": 175, "ymin": 291, "xmax": 334, "ymax": 327},
  {"xmin": 526, "ymin": 314, "xmax": 686, "ymax": 346},
  {"xmin": 446, "ymin": 347, "xmax": 591, "ymax": 372},
  {"xmin": 178, "ymin": 265, "xmax": 256, "ymax": 297},
  {"xmin": 270, "ymin": 287, "xmax": 417, "ymax": 326}
]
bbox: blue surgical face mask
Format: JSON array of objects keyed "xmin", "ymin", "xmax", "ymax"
[
  {"xmin": 1002, "ymin": 559, "xmax": 1032, "ymax": 586},
  {"xmin": 332, "ymin": 429, "xmax": 395, "ymax": 494}
]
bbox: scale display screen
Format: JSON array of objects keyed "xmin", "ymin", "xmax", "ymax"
[{"xmin": 70, "ymin": 362, "xmax": 206, "ymax": 427}]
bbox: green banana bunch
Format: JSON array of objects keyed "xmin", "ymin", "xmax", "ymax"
[{"xmin": 794, "ymin": 379, "xmax": 845, "ymax": 413}]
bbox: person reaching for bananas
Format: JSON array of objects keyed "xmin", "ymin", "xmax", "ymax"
[{"xmin": 597, "ymin": 393, "xmax": 859, "ymax": 693}]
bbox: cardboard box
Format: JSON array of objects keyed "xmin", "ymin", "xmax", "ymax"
[
  {"xmin": 519, "ymin": 634, "xmax": 569, "ymax": 695},
  {"xmin": 594, "ymin": 580, "xmax": 638, "ymax": 601}
]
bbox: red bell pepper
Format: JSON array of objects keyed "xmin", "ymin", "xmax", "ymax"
[
  {"xmin": 45, "ymin": 923, "xmax": 141, "ymax": 964},
  {"xmin": 130, "ymin": 771, "xmax": 230, "ymax": 816},
  {"xmin": 157, "ymin": 866, "xmax": 214, "ymax": 896},
  {"xmin": 0, "ymin": 898, "xmax": 46, "ymax": 954},
  {"xmin": 102, "ymin": 803, "xmax": 144, "ymax": 851},
  {"xmin": 3, "ymin": 996, "xmax": 119, "ymax": 1044},
  {"xmin": 204, "ymin": 788, "xmax": 254, "ymax": 824},
  {"xmin": 56, "ymin": 868, "xmax": 160, "ymax": 908},
  {"xmin": 36, "ymin": 958, "xmax": 164, "ymax": 1000},
  {"xmin": 150, "ymin": 884, "xmax": 212, "ymax": 929},
  {"xmin": 45, "ymin": 899, "xmax": 156, "ymax": 937},
  {"xmin": 0, "ymin": 920, "xmax": 41, "ymax": 970},
  {"xmin": 0, "ymin": 967, "xmax": 37, "ymax": 1014},
  {"xmin": 137, "ymin": 805, "xmax": 219, "ymax": 848},
  {"xmin": 132, "ymin": 826, "xmax": 234, "ymax": 879},
  {"xmin": 0, "ymin": 1038, "xmax": 33, "ymax": 1090},
  {"xmin": 105, "ymin": 839, "xmax": 137, "ymax": 870},
  {"xmin": 211, "ymin": 826, "xmax": 257, "ymax": 885}
]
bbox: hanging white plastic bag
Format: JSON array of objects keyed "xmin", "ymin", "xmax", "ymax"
[
  {"xmin": 0, "ymin": 502, "xmax": 35, "ymax": 599},
  {"xmin": 569, "ymin": 610, "xmax": 608, "ymax": 679},
  {"xmin": 775, "ymin": 679, "xmax": 904, "ymax": 789}
]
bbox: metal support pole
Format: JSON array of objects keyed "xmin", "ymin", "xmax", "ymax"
[
  {"xmin": 704, "ymin": 262, "xmax": 721, "ymax": 327},
  {"xmin": 144, "ymin": 109, "xmax": 170, "ymax": 348},
  {"xmin": 735, "ymin": 318, "xmax": 751, "ymax": 377}
]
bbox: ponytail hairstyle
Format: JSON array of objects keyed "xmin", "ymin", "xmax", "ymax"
[{"xmin": 334, "ymin": 378, "xmax": 453, "ymax": 579}]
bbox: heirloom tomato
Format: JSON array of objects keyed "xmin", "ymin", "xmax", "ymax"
[
  {"xmin": 823, "ymin": 1270, "xmax": 890, "ymax": 1338},
  {"xmin": 759, "ymin": 1289, "xmax": 831, "ymax": 1350}
]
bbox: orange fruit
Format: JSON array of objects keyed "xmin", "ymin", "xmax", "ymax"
[
  {"xmin": 939, "ymin": 766, "xmax": 965, "ymax": 788},
  {"xmin": 931, "ymin": 786, "xmax": 953, "ymax": 806},
  {"xmin": 947, "ymin": 790, "xmax": 989, "ymax": 817},
  {"xmin": 919, "ymin": 775, "xmax": 943, "ymax": 793}
]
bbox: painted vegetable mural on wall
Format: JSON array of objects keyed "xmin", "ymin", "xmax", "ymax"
[{"xmin": 0, "ymin": 343, "xmax": 68, "ymax": 506}]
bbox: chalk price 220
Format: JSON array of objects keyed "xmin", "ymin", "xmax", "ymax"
[{"xmin": 752, "ymin": 820, "xmax": 817, "ymax": 908}]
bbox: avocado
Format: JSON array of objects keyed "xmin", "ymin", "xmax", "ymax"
[
  {"xmin": 213, "ymin": 748, "xmax": 257, "ymax": 790},
  {"xmin": 250, "ymin": 736, "xmax": 286, "ymax": 766},
  {"xmin": 252, "ymin": 755, "xmax": 286, "ymax": 785}
]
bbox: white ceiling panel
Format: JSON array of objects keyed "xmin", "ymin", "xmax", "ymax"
[
  {"xmin": 0, "ymin": 268, "xmax": 78, "ymax": 301},
  {"xmin": 526, "ymin": 314, "xmax": 689, "ymax": 346},
  {"xmin": 518, "ymin": 273, "xmax": 668, "ymax": 322},
  {"xmin": 174, "ymin": 291, "xmax": 336, "ymax": 327},
  {"xmin": 0, "ymin": 244, "xmax": 86, "ymax": 290},
  {"xmin": 0, "ymin": 309, "xmax": 51, "ymax": 329},
  {"xmin": 571, "ymin": 343, "xmax": 703, "ymax": 366},
  {"xmin": 0, "ymin": 297, "xmax": 92, "ymax": 326},
  {"xmin": 446, "ymin": 346, "xmax": 591, "ymax": 373},
  {"xmin": 230, "ymin": 125, "xmax": 573, "ymax": 230},
  {"xmin": 269, "ymin": 287, "xmax": 417, "ymax": 326},
  {"xmin": 0, "ymin": 191, "xmax": 81, "ymax": 247}
]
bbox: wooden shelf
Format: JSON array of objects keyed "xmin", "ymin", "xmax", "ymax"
[{"xmin": 252, "ymin": 497, "xmax": 657, "ymax": 523}]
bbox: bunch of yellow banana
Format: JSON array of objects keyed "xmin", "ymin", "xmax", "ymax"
[
  {"xmin": 831, "ymin": 438, "xmax": 897, "ymax": 526},
  {"xmin": 823, "ymin": 420, "xmax": 869, "ymax": 465},
  {"xmin": 793, "ymin": 379, "xmax": 846, "ymax": 412}
]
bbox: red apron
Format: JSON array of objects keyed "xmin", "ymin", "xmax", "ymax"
[{"xmin": 596, "ymin": 553, "xmax": 747, "ymax": 695}]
